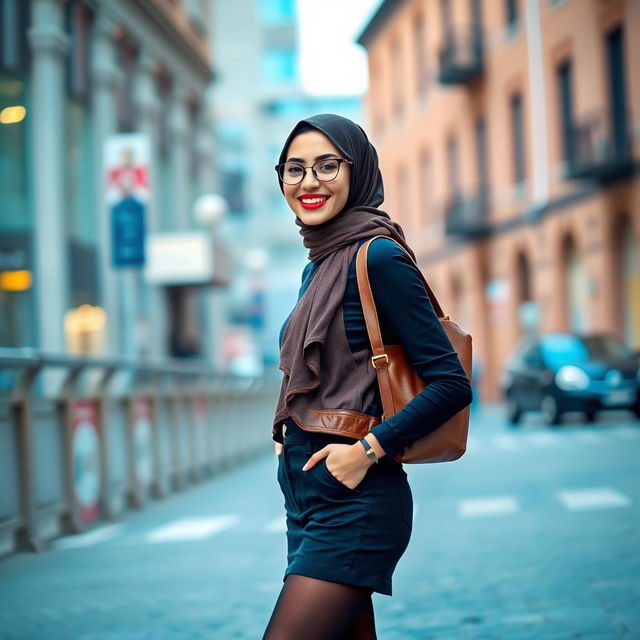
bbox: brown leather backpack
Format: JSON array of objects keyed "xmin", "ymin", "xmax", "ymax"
[{"xmin": 355, "ymin": 236, "xmax": 472, "ymax": 464}]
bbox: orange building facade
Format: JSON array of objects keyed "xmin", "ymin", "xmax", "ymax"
[{"xmin": 358, "ymin": 0, "xmax": 640, "ymax": 401}]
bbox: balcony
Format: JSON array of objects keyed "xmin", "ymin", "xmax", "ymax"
[
  {"xmin": 444, "ymin": 191, "xmax": 491, "ymax": 239},
  {"xmin": 566, "ymin": 110, "xmax": 633, "ymax": 182},
  {"xmin": 438, "ymin": 27, "xmax": 484, "ymax": 86}
]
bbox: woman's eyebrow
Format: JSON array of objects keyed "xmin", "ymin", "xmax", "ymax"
[{"xmin": 285, "ymin": 153, "xmax": 339, "ymax": 162}]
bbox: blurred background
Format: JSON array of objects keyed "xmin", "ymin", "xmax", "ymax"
[
  {"xmin": 0, "ymin": 0, "xmax": 638, "ymax": 394},
  {"xmin": 1, "ymin": 1, "xmax": 639, "ymax": 637}
]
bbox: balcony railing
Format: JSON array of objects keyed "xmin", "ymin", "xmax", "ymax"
[
  {"xmin": 438, "ymin": 27, "xmax": 484, "ymax": 86},
  {"xmin": 566, "ymin": 109, "xmax": 633, "ymax": 182},
  {"xmin": 444, "ymin": 191, "xmax": 491, "ymax": 238}
]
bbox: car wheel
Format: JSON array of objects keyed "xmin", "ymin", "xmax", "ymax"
[
  {"xmin": 633, "ymin": 404, "xmax": 640, "ymax": 420},
  {"xmin": 585, "ymin": 410, "xmax": 597, "ymax": 423},
  {"xmin": 541, "ymin": 394, "xmax": 562, "ymax": 426},
  {"xmin": 506, "ymin": 396, "xmax": 522, "ymax": 425}
]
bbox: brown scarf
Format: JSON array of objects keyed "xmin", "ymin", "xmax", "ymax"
[{"xmin": 273, "ymin": 205, "xmax": 415, "ymax": 435}]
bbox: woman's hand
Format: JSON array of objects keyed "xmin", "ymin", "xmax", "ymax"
[
  {"xmin": 275, "ymin": 442, "xmax": 283, "ymax": 457},
  {"xmin": 302, "ymin": 442, "xmax": 374, "ymax": 489}
]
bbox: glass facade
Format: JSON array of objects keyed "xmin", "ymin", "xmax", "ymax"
[{"xmin": 0, "ymin": 70, "xmax": 34, "ymax": 347}]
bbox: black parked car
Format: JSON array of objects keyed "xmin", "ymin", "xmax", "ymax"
[{"xmin": 502, "ymin": 332, "xmax": 640, "ymax": 425}]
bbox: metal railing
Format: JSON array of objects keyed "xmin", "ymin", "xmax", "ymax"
[
  {"xmin": 438, "ymin": 26, "xmax": 484, "ymax": 86},
  {"xmin": 566, "ymin": 109, "xmax": 633, "ymax": 181},
  {"xmin": 443, "ymin": 190, "xmax": 491, "ymax": 238},
  {"xmin": 0, "ymin": 349, "xmax": 279, "ymax": 556}
]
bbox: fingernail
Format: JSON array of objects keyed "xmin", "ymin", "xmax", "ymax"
[{"xmin": 302, "ymin": 464, "xmax": 308, "ymax": 471}]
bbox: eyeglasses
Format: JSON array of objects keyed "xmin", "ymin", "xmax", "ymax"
[{"xmin": 275, "ymin": 158, "xmax": 352, "ymax": 185}]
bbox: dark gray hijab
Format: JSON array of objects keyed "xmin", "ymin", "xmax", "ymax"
[{"xmin": 277, "ymin": 113, "xmax": 384, "ymax": 214}]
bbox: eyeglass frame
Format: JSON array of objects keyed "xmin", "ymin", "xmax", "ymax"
[{"xmin": 274, "ymin": 157, "xmax": 353, "ymax": 185}]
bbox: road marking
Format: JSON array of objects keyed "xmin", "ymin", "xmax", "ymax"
[
  {"xmin": 612, "ymin": 427, "xmax": 640, "ymax": 440},
  {"xmin": 557, "ymin": 488, "xmax": 631, "ymax": 511},
  {"xmin": 458, "ymin": 496, "xmax": 519, "ymax": 518},
  {"xmin": 146, "ymin": 515, "xmax": 239, "ymax": 543},
  {"xmin": 526, "ymin": 432, "xmax": 561, "ymax": 447},
  {"xmin": 51, "ymin": 524, "xmax": 124, "ymax": 550},
  {"xmin": 574, "ymin": 432, "xmax": 606, "ymax": 443},
  {"xmin": 265, "ymin": 515, "xmax": 287, "ymax": 533},
  {"xmin": 493, "ymin": 435, "xmax": 520, "ymax": 451}
]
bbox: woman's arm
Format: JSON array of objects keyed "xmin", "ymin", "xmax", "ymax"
[{"xmin": 366, "ymin": 238, "xmax": 473, "ymax": 458}]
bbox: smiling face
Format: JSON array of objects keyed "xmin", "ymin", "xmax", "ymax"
[{"xmin": 282, "ymin": 130, "xmax": 351, "ymax": 226}]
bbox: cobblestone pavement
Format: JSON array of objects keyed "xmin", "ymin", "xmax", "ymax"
[{"xmin": 1, "ymin": 405, "xmax": 639, "ymax": 639}]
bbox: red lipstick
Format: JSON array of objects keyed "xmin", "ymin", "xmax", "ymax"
[{"xmin": 298, "ymin": 194, "xmax": 330, "ymax": 210}]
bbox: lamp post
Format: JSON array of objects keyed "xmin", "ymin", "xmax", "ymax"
[{"xmin": 193, "ymin": 193, "xmax": 229, "ymax": 371}]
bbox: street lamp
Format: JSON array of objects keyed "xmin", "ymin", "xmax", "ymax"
[{"xmin": 193, "ymin": 193, "xmax": 228, "ymax": 228}]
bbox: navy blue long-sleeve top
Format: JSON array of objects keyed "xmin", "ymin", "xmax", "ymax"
[{"xmin": 280, "ymin": 237, "xmax": 472, "ymax": 458}]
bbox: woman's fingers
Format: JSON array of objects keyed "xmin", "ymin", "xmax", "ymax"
[
  {"xmin": 301, "ymin": 445, "xmax": 331, "ymax": 471},
  {"xmin": 275, "ymin": 442, "xmax": 283, "ymax": 456}
]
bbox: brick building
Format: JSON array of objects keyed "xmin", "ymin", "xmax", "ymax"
[{"xmin": 358, "ymin": 0, "xmax": 640, "ymax": 401}]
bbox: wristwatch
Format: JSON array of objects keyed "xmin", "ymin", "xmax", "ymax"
[{"xmin": 359, "ymin": 438, "xmax": 379, "ymax": 464}]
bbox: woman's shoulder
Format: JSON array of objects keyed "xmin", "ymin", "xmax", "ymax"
[{"xmin": 366, "ymin": 236, "xmax": 413, "ymax": 273}]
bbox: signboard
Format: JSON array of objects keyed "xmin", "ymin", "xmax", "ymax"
[
  {"xmin": 71, "ymin": 400, "xmax": 101, "ymax": 523},
  {"xmin": 105, "ymin": 133, "xmax": 150, "ymax": 268},
  {"xmin": 145, "ymin": 232, "xmax": 214, "ymax": 285}
]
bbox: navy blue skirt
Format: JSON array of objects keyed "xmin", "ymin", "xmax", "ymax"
[{"xmin": 277, "ymin": 419, "xmax": 412, "ymax": 596}]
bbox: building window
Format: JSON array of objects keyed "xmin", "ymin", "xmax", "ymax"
[
  {"xmin": 556, "ymin": 59, "xmax": 573, "ymax": 163},
  {"xmin": 441, "ymin": 0, "xmax": 453, "ymax": 36},
  {"xmin": 505, "ymin": 0, "xmax": 519, "ymax": 30},
  {"xmin": 510, "ymin": 92, "xmax": 525, "ymax": 184},
  {"xmin": 0, "ymin": 0, "xmax": 30, "ymax": 71},
  {"xmin": 396, "ymin": 163, "xmax": 410, "ymax": 223},
  {"xmin": 391, "ymin": 38, "xmax": 404, "ymax": 120},
  {"xmin": 446, "ymin": 134, "xmax": 460, "ymax": 197},
  {"xmin": 419, "ymin": 149, "xmax": 433, "ymax": 226},
  {"xmin": 413, "ymin": 13, "xmax": 428, "ymax": 98},
  {"xmin": 262, "ymin": 49, "xmax": 296, "ymax": 84},
  {"xmin": 606, "ymin": 25, "xmax": 628, "ymax": 157},
  {"xmin": 475, "ymin": 116, "xmax": 489, "ymax": 201},
  {"xmin": 65, "ymin": 0, "xmax": 93, "ymax": 101}
]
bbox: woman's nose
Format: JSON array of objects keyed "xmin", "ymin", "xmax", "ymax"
[{"xmin": 301, "ymin": 167, "xmax": 320, "ymax": 188}]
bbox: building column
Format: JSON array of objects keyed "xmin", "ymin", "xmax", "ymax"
[
  {"xmin": 28, "ymin": 0, "xmax": 69, "ymax": 353},
  {"xmin": 135, "ymin": 52, "xmax": 166, "ymax": 359},
  {"xmin": 91, "ymin": 12, "xmax": 122, "ymax": 356},
  {"xmin": 168, "ymin": 85, "xmax": 191, "ymax": 230}
]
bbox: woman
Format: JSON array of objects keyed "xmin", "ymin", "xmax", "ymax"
[{"xmin": 263, "ymin": 114, "xmax": 472, "ymax": 640}]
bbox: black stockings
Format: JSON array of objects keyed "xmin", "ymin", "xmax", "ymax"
[{"xmin": 262, "ymin": 574, "xmax": 377, "ymax": 640}]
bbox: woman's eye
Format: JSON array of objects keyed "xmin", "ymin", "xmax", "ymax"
[
  {"xmin": 286, "ymin": 165, "xmax": 303, "ymax": 175},
  {"xmin": 317, "ymin": 161, "xmax": 338, "ymax": 173}
]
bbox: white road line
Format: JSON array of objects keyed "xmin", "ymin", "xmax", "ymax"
[
  {"xmin": 51, "ymin": 524, "xmax": 125, "ymax": 550},
  {"xmin": 574, "ymin": 432, "xmax": 606, "ymax": 444},
  {"xmin": 557, "ymin": 488, "xmax": 631, "ymax": 511},
  {"xmin": 612, "ymin": 427, "xmax": 640, "ymax": 440},
  {"xmin": 526, "ymin": 432, "xmax": 562, "ymax": 447},
  {"xmin": 458, "ymin": 496, "xmax": 519, "ymax": 518},
  {"xmin": 146, "ymin": 515, "xmax": 240, "ymax": 543},
  {"xmin": 493, "ymin": 435, "xmax": 520, "ymax": 451},
  {"xmin": 265, "ymin": 515, "xmax": 287, "ymax": 533}
]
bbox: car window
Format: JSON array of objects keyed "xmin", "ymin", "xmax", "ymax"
[
  {"xmin": 582, "ymin": 335, "xmax": 631, "ymax": 359},
  {"xmin": 540, "ymin": 335, "xmax": 589, "ymax": 367},
  {"xmin": 522, "ymin": 347, "xmax": 543, "ymax": 368}
]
